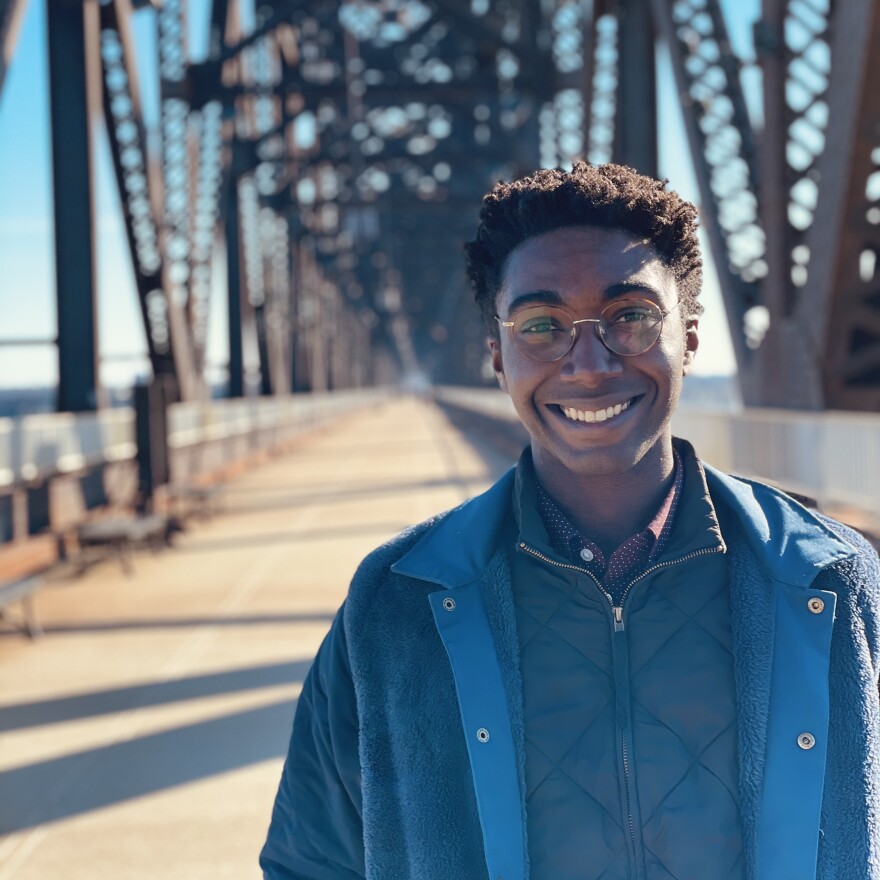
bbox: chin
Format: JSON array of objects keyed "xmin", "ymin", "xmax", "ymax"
[
  {"xmin": 532, "ymin": 428, "xmax": 667, "ymax": 484},
  {"xmin": 556, "ymin": 447, "xmax": 642, "ymax": 479}
]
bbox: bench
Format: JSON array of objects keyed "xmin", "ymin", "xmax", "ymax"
[
  {"xmin": 0, "ymin": 576, "xmax": 43, "ymax": 638},
  {"xmin": 165, "ymin": 483, "xmax": 223, "ymax": 519},
  {"xmin": 76, "ymin": 514, "xmax": 170, "ymax": 574}
]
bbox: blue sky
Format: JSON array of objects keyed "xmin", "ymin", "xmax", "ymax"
[{"xmin": 0, "ymin": 0, "xmax": 759, "ymax": 389}]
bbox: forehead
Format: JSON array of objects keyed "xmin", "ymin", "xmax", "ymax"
[{"xmin": 498, "ymin": 226, "xmax": 675, "ymax": 307}]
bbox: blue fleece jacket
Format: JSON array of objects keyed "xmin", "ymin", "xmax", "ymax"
[{"xmin": 260, "ymin": 463, "xmax": 880, "ymax": 880}]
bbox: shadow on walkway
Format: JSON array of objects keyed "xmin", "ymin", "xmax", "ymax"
[
  {"xmin": 175, "ymin": 521, "xmax": 412, "ymax": 553},
  {"xmin": 220, "ymin": 475, "xmax": 484, "ymax": 515},
  {"xmin": 0, "ymin": 612, "xmax": 334, "ymax": 640},
  {"xmin": 0, "ymin": 658, "xmax": 312, "ymax": 731},
  {"xmin": 1, "ymin": 696, "xmax": 299, "ymax": 834}
]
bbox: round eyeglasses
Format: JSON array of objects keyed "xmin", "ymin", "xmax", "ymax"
[{"xmin": 496, "ymin": 298, "xmax": 682, "ymax": 362}]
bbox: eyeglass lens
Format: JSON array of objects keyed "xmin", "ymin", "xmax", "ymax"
[{"xmin": 511, "ymin": 299, "xmax": 664, "ymax": 361}]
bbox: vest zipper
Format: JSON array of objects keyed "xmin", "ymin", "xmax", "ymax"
[
  {"xmin": 613, "ymin": 544, "xmax": 727, "ymax": 626},
  {"xmin": 518, "ymin": 540, "xmax": 725, "ymax": 875},
  {"xmin": 518, "ymin": 542, "xmax": 725, "ymax": 632}
]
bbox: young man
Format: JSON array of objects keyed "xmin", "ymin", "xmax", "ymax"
[{"xmin": 261, "ymin": 164, "xmax": 880, "ymax": 880}]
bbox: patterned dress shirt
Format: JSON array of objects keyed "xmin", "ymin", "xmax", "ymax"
[{"xmin": 535, "ymin": 448, "xmax": 683, "ymax": 605}]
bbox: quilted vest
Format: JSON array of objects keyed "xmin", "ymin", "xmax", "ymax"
[{"xmin": 511, "ymin": 451, "xmax": 744, "ymax": 880}]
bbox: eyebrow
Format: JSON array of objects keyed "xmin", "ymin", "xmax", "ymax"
[{"xmin": 504, "ymin": 281, "xmax": 663, "ymax": 316}]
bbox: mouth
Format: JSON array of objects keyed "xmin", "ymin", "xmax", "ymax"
[{"xmin": 553, "ymin": 395, "xmax": 642, "ymax": 425}]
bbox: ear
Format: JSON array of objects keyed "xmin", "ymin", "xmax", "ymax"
[
  {"xmin": 487, "ymin": 336, "xmax": 508, "ymax": 393},
  {"xmin": 682, "ymin": 319, "xmax": 699, "ymax": 375}
]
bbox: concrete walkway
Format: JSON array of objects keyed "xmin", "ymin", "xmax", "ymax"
[{"xmin": 0, "ymin": 397, "xmax": 512, "ymax": 880}]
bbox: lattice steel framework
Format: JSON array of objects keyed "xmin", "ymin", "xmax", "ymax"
[{"xmin": 2, "ymin": 0, "xmax": 877, "ymax": 409}]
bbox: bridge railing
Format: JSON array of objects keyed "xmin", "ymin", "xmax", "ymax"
[
  {"xmin": 671, "ymin": 404, "xmax": 880, "ymax": 515},
  {"xmin": 0, "ymin": 389, "xmax": 392, "ymax": 489},
  {"xmin": 2, "ymin": 387, "xmax": 876, "ymax": 543},
  {"xmin": 0, "ymin": 410, "xmax": 136, "ymax": 489},
  {"xmin": 0, "ymin": 389, "xmax": 394, "ymax": 547},
  {"xmin": 433, "ymin": 386, "xmax": 880, "ymax": 520},
  {"xmin": 168, "ymin": 389, "xmax": 392, "ymax": 482}
]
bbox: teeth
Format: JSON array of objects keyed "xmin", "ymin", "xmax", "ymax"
[{"xmin": 562, "ymin": 399, "xmax": 631, "ymax": 424}]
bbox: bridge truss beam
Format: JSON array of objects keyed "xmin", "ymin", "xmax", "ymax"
[
  {"xmin": 10, "ymin": 0, "xmax": 880, "ymax": 410},
  {"xmin": 46, "ymin": 0, "xmax": 101, "ymax": 412}
]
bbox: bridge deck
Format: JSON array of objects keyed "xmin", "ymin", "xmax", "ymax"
[{"xmin": 0, "ymin": 397, "xmax": 511, "ymax": 880}]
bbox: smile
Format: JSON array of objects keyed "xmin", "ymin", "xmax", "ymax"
[{"xmin": 559, "ymin": 398, "xmax": 635, "ymax": 424}]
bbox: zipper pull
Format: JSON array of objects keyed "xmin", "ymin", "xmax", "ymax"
[{"xmin": 613, "ymin": 607, "xmax": 624, "ymax": 632}]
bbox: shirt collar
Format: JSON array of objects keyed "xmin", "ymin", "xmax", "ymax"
[
  {"xmin": 515, "ymin": 440, "xmax": 725, "ymax": 563},
  {"xmin": 534, "ymin": 447, "xmax": 683, "ymax": 563}
]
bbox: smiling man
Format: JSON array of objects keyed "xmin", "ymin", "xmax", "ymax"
[{"xmin": 261, "ymin": 164, "xmax": 880, "ymax": 880}]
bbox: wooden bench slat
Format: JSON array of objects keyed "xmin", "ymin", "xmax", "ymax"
[{"xmin": 0, "ymin": 535, "xmax": 59, "ymax": 582}]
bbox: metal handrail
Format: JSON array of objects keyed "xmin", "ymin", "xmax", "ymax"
[{"xmin": 0, "ymin": 389, "xmax": 394, "ymax": 487}]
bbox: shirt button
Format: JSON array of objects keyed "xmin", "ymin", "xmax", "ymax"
[
  {"xmin": 798, "ymin": 732, "xmax": 816, "ymax": 750},
  {"xmin": 807, "ymin": 597, "xmax": 825, "ymax": 614},
  {"xmin": 580, "ymin": 548, "xmax": 594, "ymax": 562}
]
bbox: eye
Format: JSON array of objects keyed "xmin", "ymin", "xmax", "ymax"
[
  {"xmin": 605, "ymin": 302, "xmax": 660, "ymax": 326},
  {"xmin": 519, "ymin": 316, "xmax": 560, "ymax": 333},
  {"xmin": 519, "ymin": 314, "xmax": 566, "ymax": 334}
]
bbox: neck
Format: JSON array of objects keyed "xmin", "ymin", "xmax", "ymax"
[{"xmin": 533, "ymin": 443, "xmax": 675, "ymax": 555}]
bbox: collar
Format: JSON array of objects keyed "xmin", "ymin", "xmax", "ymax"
[
  {"xmin": 703, "ymin": 464, "xmax": 857, "ymax": 587},
  {"xmin": 392, "ymin": 445, "xmax": 857, "ymax": 591},
  {"xmin": 515, "ymin": 440, "xmax": 724, "ymax": 564},
  {"xmin": 391, "ymin": 470, "xmax": 516, "ymax": 589},
  {"xmin": 534, "ymin": 446, "xmax": 684, "ymax": 564}
]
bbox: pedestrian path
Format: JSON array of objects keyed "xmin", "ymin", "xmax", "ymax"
[{"xmin": 0, "ymin": 396, "xmax": 512, "ymax": 880}]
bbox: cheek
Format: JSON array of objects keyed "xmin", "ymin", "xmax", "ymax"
[
  {"xmin": 655, "ymin": 335, "xmax": 688, "ymax": 371},
  {"xmin": 643, "ymin": 348, "xmax": 685, "ymax": 395},
  {"xmin": 501, "ymin": 356, "xmax": 548, "ymax": 396}
]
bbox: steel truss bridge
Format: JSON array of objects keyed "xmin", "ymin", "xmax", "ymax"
[{"xmin": 1, "ymin": 0, "xmax": 878, "ymax": 412}]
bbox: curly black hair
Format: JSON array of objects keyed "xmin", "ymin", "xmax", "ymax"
[{"xmin": 465, "ymin": 162, "xmax": 703, "ymax": 335}]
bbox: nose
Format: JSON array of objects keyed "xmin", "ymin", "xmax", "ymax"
[{"xmin": 561, "ymin": 321, "xmax": 623, "ymax": 381}]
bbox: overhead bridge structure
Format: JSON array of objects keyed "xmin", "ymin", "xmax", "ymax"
[{"xmin": 1, "ymin": 0, "xmax": 879, "ymax": 411}]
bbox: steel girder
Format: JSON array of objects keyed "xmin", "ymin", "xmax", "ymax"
[
  {"xmin": 751, "ymin": 0, "xmax": 833, "ymax": 408},
  {"xmin": 803, "ymin": 0, "xmax": 880, "ymax": 411},
  {"xmin": 155, "ymin": 0, "xmax": 200, "ymax": 400},
  {"xmin": 14, "ymin": 0, "xmax": 880, "ymax": 408},
  {"xmin": 648, "ymin": 0, "xmax": 765, "ymax": 401},
  {"xmin": 201, "ymin": 0, "xmax": 557, "ymax": 388},
  {"xmin": 745, "ymin": 0, "xmax": 880, "ymax": 410},
  {"xmin": 616, "ymin": 0, "xmax": 657, "ymax": 177},
  {"xmin": 99, "ymin": 0, "xmax": 178, "ymax": 386},
  {"xmin": 46, "ymin": 0, "xmax": 101, "ymax": 412},
  {"xmin": 625, "ymin": 0, "xmax": 878, "ymax": 410}
]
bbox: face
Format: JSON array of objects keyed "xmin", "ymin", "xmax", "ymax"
[{"xmin": 489, "ymin": 225, "xmax": 698, "ymax": 485}]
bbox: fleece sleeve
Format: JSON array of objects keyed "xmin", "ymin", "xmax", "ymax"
[{"xmin": 259, "ymin": 606, "xmax": 365, "ymax": 880}]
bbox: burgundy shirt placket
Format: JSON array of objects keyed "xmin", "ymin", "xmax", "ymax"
[{"xmin": 536, "ymin": 449, "xmax": 684, "ymax": 605}]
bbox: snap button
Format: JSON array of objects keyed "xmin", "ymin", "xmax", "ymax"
[
  {"xmin": 580, "ymin": 548, "xmax": 594, "ymax": 563},
  {"xmin": 807, "ymin": 597, "xmax": 825, "ymax": 614},
  {"xmin": 476, "ymin": 728, "xmax": 490, "ymax": 743},
  {"xmin": 442, "ymin": 597, "xmax": 456, "ymax": 612},
  {"xmin": 798, "ymin": 732, "xmax": 816, "ymax": 750}
]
